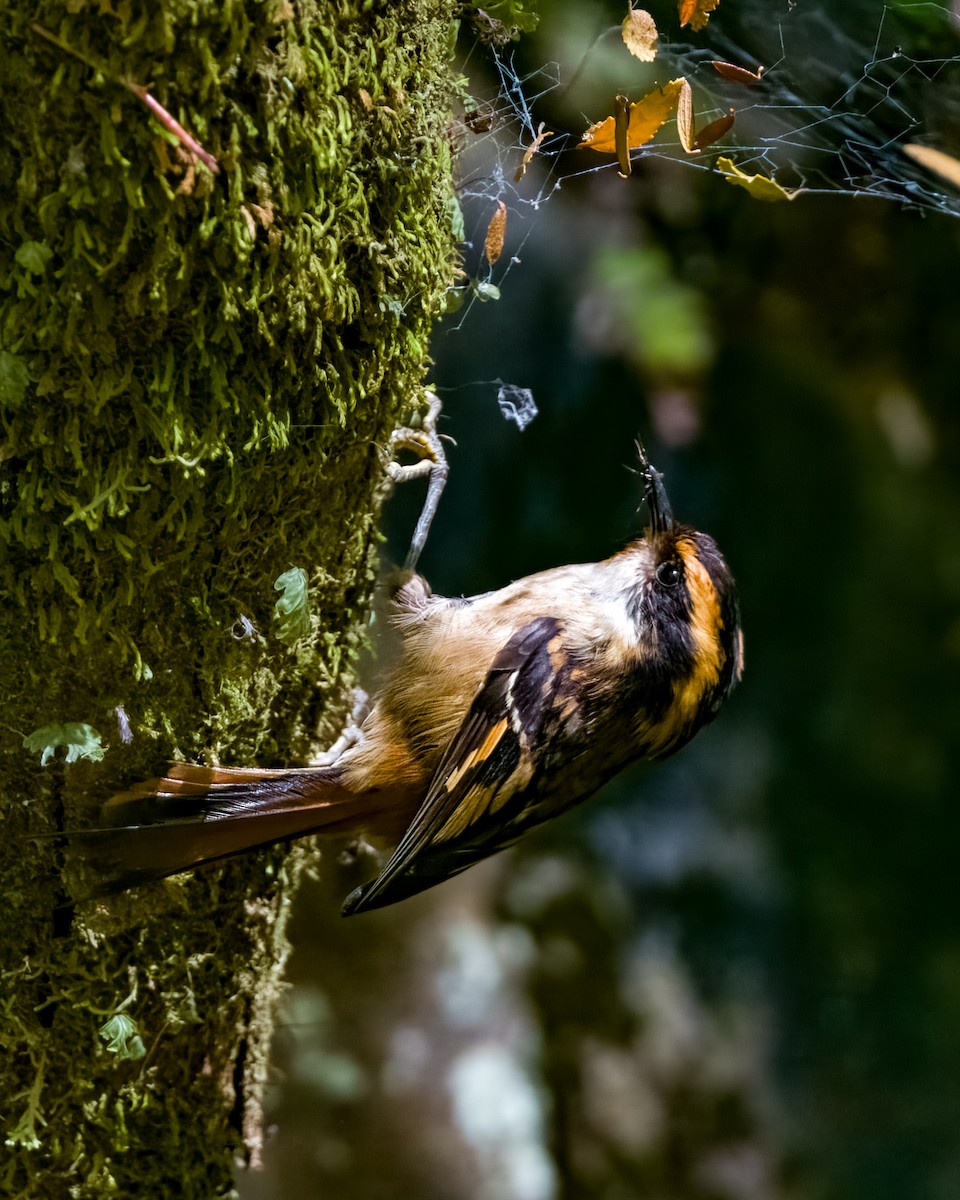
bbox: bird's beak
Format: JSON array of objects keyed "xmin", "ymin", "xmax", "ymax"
[{"xmin": 636, "ymin": 443, "xmax": 674, "ymax": 533}]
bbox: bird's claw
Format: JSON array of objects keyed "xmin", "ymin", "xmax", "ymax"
[{"xmin": 387, "ymin": 392, "xmax": 449, "ymax": 571}]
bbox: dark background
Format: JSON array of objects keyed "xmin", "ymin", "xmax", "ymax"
[{"xmin": 243, "ymin": 3, "xmax": 960, "ymax": 1197}]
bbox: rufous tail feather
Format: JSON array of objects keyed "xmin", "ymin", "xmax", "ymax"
[{"xmin": 68, "ymin": 763, "xmax": 378, "ymax": 896}]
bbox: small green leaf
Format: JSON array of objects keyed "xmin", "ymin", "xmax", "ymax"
[
  {"xmin": 273, "ymin": 567, "xmax": 311, "ymax": 645},
  {"xmin": 476, "ymin": 0, "xmax": 539, "ymax": 34},
  {"xmin": 15, "ymin": 241, "xmax": 54, "ymax": 275},
  {"xmin": 445, "ymin": 195, "xmax": 465, "ymax": 242},
  {"xmin": 23, "ymin": 723, "xmax": 105, "ymax": 767},
  {"xmin": 379, "ymin": 294, "xmax": 405, "ymax": 317},
  {"xmin": 99, "ymin": 1014, "xmax": 146, "ymax": 1061},
  {"xmin": 0, "ymin": 350, "xmax": 29, "ymax": 407},
  {"xmin": 473, "ymin": 281, "xmax": 501, "ymax": 302},
  {"xmin": 441, "ymin": 286, "xmax": 467, "ymax": 314}
]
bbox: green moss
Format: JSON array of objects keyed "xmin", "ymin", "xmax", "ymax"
[{"xmin": 0, "ymin": 0, "xmax": 460, "ymax": 1194}]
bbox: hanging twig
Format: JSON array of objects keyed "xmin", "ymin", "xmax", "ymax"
[{"xmin": 31, "ymin": 23, "xmax": 220, "ymax": 175}]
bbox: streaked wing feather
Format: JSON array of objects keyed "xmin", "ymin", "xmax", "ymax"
[{"xmin": 344, "ymin": 616, "xmax": 566, "ymax": 914}]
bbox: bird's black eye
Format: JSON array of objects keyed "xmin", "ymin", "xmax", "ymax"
[{"xmin": 656, "ymin": 560, "xmax": 681, "ymax": 588}]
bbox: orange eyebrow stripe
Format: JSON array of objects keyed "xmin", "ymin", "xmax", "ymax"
[
  {"xmin": 671, "ymin": 537, "xmax": 725, "ymax": 724},
  {"xmin": 679, "ymin": 538, "xmax": 723, "ymax": 637}
]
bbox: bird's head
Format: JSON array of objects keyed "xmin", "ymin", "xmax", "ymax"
[{"xmin": 624, "ymin": 447, "xmax": 743, "ymax": 756}]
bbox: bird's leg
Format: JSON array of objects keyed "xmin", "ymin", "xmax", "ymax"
[
  {"xmin": 386, "ymin": 391, "xmax": 449, "ymax": 571},
  {"xmin": 316, "ymin": 397, "xmax": 448, "ymax": 764},
  {"xmin": 312, "ymin": 687, "xmax": 371, "ymax": 766}
]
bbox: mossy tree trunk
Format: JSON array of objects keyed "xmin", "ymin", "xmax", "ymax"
[{"xmin": 0, "ymin": 1, "xmax": 459, "ymax": 1195}]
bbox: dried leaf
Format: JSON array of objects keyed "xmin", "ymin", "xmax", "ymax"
[
  {"xmin": 465, "ymin": 100, "xmax": 496, "ymax": 134},
  {"xmin": 514, "ymin": 121, "xmax": 553, "ymax": 181},
  {"xmin": 677, "ymin": 79, "xmax": 695, "ymax": 153},
  {"xmin": 716, "ymin": 157, "xmax": 799, "ymax": 201},
  {"xmin": 679, "ymin": 0, "xmax": 720, "ymax": 31},
  {"xmin": 693, "ymin": 108, "xmax": 735, "ymax": 150},
  {"xmin": 579, "ymin": 113, "xmax": 616, "ymax": 153},
  {"xmin": 615, "ymin": 94, "xmax": 633, "ymax": 176},
  {"xmin": 622, "ymin": 8, "xmax": 658, "ymax": 62},
  {"xmin": 358, "ymin": 87, "xmax": 374, "ymax": 110},
  {"xmin": 903, "ymin": 143, "xmax": 960, "ymax": 190},
  {"xmin": 712, "ymin": 60, "xmax": 765, "ymax": 85},
  {"xmin": 677, "ymin": 83, "xmax": 734, "ymax": 156},
  {"xmin": 484, "ymin": 200, "xmax": 508, "ymax": 265},
  {"xmin": 579, "ymin": 79, "xmax": 686, "ymax": 155}
]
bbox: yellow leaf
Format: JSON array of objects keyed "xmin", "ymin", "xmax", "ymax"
[
  {"xmin": 677, "ymin": 79, "xmax": 695, "ymax": 153},
  {"xmin": 484, "ymin": 200, "xmax": 507, "ymax": 265},
  {"xmin": 579, "ymin": 79, "xmax": 686, "ymax": 155},
  {"xmin": 716, "ymin": 157, "xmax": 799, "ymax": 201},
  {"xmin": 678, "ymin": 86, "xmax": 734, "ymax": 155},
  {"xmin": 903, "ymin": 143, "xmax": 960, "ymax": 190},
  {"xmin": 679, "ymin": 0, "xmax": 720, "ymax": 31},
  {"xmin": 622, "ymin": 8, "xmax": 658, "ymax": 62}
]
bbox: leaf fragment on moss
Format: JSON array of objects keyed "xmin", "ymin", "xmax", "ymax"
[
  {"xmin": 0, "ymin": 350, "xmax": 30, "ymax": 407},
  {"xmin": 15, "ymin": 241, "xmax": 54, "ymax": 275},
  {"xmin": 23, "ymin": 723, "xmax": 105, "ymax": 767},
  {"xmin": 273, "ymin": 567, "xmax": 311, "ymax": 644},
  {"xmin": 99, "ymin": 1014, "xmax": 146, "ymax": 1061}
]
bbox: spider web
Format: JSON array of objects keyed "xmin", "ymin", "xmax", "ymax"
[
  {"xmin": 446, "ymin": 52, "xmax": 565, "ymax": 326},
  {"xmin": 452, "ymin": 0, "xmax": 960, "ymax": 257},
  {"xmin": 440, "ymin": 1, "xmax": 960, "ymax": 424},
  {"xmin": 645, "ymin": 0, "xmax": 960, "ymax": 213}
]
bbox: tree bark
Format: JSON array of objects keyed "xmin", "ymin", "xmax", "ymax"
[{"xmin": 0, "ymin": 1, "xmax": 458, "ymax": 1195}]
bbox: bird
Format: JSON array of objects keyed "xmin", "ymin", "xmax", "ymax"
[{"xmin": 69, "ymin": 448, "xmax": 743, "ymax": 915}]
